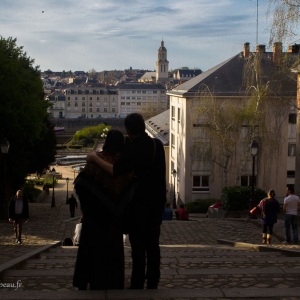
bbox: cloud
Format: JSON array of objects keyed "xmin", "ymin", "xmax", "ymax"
[{"xmin": 0, "ymin": 0, "xmax": 271, "ymax": 71}]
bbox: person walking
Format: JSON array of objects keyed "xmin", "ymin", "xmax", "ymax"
[
  {"xmin": 87, "ymin": 113, "xmax": 167, "ymax": 289},
  {"xmin": 283, "ymin": 185, "xmax": 300, "ymax": 244},
  {"xmin": 259, "ymin": 189, "xmax": 280, "ymax": 245},
  {"xmin": 8, "ymin": 190, "xmax": 29, "ymax": 244},
  {"xmin": 67, "ymin": 194, "xmax": 77, "ymax": 218}
]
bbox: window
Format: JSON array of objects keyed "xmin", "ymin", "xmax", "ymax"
[
  {"xmin": 288, "ymin": 143, "xmax": 296, "ymax": 156},
  {"xmin": 82, "ymin": 97, "xmax": 85, "ymax": 100},
  {"xmin": 82, "ymin": 102, "xmax": 85, "ymax": 107},
  {"xmin": 241, "ymin": 175, "xmax": 256, "ymax": 187},
  {"xmin": 178, "ymin": 108, "xmax": 181, "ymax": 123},
  {"xmin": 192, "ymin": 175, "xmax": 209, "ymax": 192},
  {"xmin": 289, "ymin": 113, "xmax": 297, "ymax": 124},
  {"xmin": 287, "ymin": 171, "xmax": 295, "ymax": 178},
  {"xmin": 171, "ymin": 134, "xmax": 175, "ymax": 149},
  {"xmin": 104, "ymin": 108, "xmax": 107, "ymax": 112},
  {"xmin": 89, "ymin": 108, "xmax": 92, "ymax": 112},
  {"xmin": 112, "ymin": 107, "xmax": 115, "ymax": 112},
  {"xmin": 89, "ymin": 97, "xmax": 92, "ymax": 100},
  {"xmin": 171, "ymin": 106, "xmax": 175, "ymax": 121},
  {"xmin": 67, "ymin": 97, "xmax": 70, "ymax": 100}
]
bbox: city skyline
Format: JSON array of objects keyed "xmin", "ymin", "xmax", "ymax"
[{"xmin": 1, "ymin": 0, "xmax": 273, "ymax": 73}]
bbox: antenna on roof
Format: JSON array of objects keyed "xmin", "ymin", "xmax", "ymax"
[{"xmin": 256, "ymin": 0, "xmax": 258, "ymax": 46}]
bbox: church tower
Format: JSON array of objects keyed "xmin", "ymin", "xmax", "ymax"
[{"xmin": 156, "ymin": 40, "xmax": 169, "ymax": 83}]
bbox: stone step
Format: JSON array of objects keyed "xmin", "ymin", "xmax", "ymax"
[
  {"xmin": 2, "ymin": 244, "xmax": 300, "ymax": 292},
  {"xmin": 1, "ymin": 288, "xmax": 300, "ymax": 299}
]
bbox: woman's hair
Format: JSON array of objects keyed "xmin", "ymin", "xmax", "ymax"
[
  {"xmin": 268, "ymin": 189, "xmax": 276, "ymax": 197},
  {"xmin": 102, "ymin": 130, "xmax": 124, "ymax": 154}
]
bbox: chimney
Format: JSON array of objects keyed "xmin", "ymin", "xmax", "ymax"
[
  {"xmin": 256, "ymin": 44, "xmax": 266, "ymax": 53},
  {"xmin": 288, "ymin": 44, "xmax": 300, "ymax": 53},
  {"xmin": 244, "ymin": 42, "xmax": 250, "ymax": 58},
  {"xmin": 273, "ymin": 42, "xmax": 282, "ymax": 65}
]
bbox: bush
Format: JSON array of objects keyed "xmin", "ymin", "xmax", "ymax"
[
  {"xmin": 22, "ymin": 182, "xmax": 42, "ymax": 203},
  {"xmin": 185, "ymin": 198, "xmax": 219, "ymax": 213},
  {"xmin": 71, "ymin": 124, "xmax": 111, "ymax": 147},
  {"xmin": 221, "ymin": 186, "xmax": 267, "ymax": 211}
]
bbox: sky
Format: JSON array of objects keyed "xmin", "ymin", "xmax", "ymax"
[{"xmin": 0, "ymin": 0, "xmax": 274, "ymax": 73}]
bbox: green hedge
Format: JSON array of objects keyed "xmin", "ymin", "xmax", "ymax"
[
  {"xmin": 185, "ymin": 198, "xmax": 218, "ymax": 213},
  {"xmin": 221, "ymin": 186, "xmax": 267, "ymax": 211}
]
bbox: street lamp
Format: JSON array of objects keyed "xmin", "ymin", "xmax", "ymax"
[
  {"xmin": 0, "ymin": 138, "xmax": 10, "ymax": 154},
  {"xmin": 0, "ymin": 138, "xmax": 10, "ymax": 178},
  {"xmin": 250, "ymin": 140, "xmax": 259, "ymax": 210},
  {"xmin": 51, "ymin": 167, "xmax": 56, "ymax": 208},
  {"xmin": 66, "ymin": 177, "xmax": 69, "ymax": 203},
  {"xmin": 172, "ymin": 169, "xmax": 177, "ymax": 209}
]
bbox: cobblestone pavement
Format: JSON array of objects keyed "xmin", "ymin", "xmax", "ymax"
[{"xmin": 1, "ymin": 165, "xmax": 300, "ymax": 299}]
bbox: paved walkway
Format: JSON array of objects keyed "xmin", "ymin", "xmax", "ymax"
[{"xmin": 1, "ymin": 165, "xmax": 300, "ymax": 299}]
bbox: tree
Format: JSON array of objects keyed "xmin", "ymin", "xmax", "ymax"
[
  {"xmin": 268, "ymin": 0, "xmax": 300, "ymax": 45},
  {"xmin": 138, "ymin": 103, "xmax": 166, "ymax": 120},
  {"xmin": 268, "ymin": 0, "xmax": 300, "ymax": 194},
  {"xmin": 190, "ymin": 48, "xmax": 295, "ymax": 191},
  {"xmin": 0, "ymin": 36, "xmax": 56, "ymax": 215}
]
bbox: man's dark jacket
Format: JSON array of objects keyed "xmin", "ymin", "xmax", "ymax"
[{"xmin": 8, "ymin": 196, "xmax": 29, "ymax": 220}]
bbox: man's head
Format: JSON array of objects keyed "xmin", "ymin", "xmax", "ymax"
[
  {"xmin": 124, "ymin": 113, "xmax": 145, "ymax": 139},
  {"xmin": 16, "ymin": 190, "xmax": 22, "ymax": 198},
  {"xmin": 287, "ymin": 185, "xmax": 295, "ymax": 194}
]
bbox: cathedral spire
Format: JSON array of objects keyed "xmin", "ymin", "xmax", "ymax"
[{"xmin": 156, "ymin": 40, "xmax": 169, "ymax": 83}]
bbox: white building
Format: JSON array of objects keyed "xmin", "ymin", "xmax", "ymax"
[
  {"xmin": 63, "ymin": 87, "xmax": 118, "ymax": 119},
  {"xmin": 168, "ymin": 42, "xmax": 299, "ymax": 204},
  {"xmin": 118, "ymin": 83, "xmax": 168, "ymax": 118}
]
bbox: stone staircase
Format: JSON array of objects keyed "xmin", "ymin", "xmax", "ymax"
[{"xmin": 1, "ymin": 242, "xmax": 300, "ymax": 299}]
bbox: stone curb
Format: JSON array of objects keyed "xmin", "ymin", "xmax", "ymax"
[
  {"xmin": 0, "ymin": 241, "xmax": 61, "ymax": 274},
  {"xmin": 1, "ymin": 287, "xmax": 300, "ymax": 299},
  {"xmin": 217, "ymin": 239, "xmax": 300, "ymax": 256}
]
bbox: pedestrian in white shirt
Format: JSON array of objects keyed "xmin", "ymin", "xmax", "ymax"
[
  {"xmin": 73, "ymin": 217, "xmax": 83, "ymax": 246},
  {"xmin": 283, "ymin": 186, "xmax": 300, "ymax": 244}
]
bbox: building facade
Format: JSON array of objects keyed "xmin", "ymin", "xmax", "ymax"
[
  {"xmin": 118, "ymin": 83, "xmax": 168, "ymax": 118},
  {"xmin": 168, "ymin": 42, "xmax": 299, "ymax": 204},
  {"xmin": 64, "ymin": 87, "xmax": 118, "ymax": 119}
]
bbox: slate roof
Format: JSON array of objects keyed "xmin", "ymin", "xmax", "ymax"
[
  {"xmin": 48, "ymin": 90, "xmax": 65, "ymax": 101},
  {"xmin": 169, "ymin": 52, "xmax": 298, "ymax": 98},
  {"xmin": 118, "ymin": 83, "xmax": 166, "ymax": 90},
  {"xmin": 177, "ymin": 69, "xmax": 202, "ymax": 77},
  {"xmin": 145, "ymin": 109, "xmax": 170, "ymax": 145}
]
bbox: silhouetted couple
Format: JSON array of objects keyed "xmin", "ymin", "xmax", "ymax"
[{"xmin": 73, "ymin": 113, "xmax": 166, "ymax": 290}]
